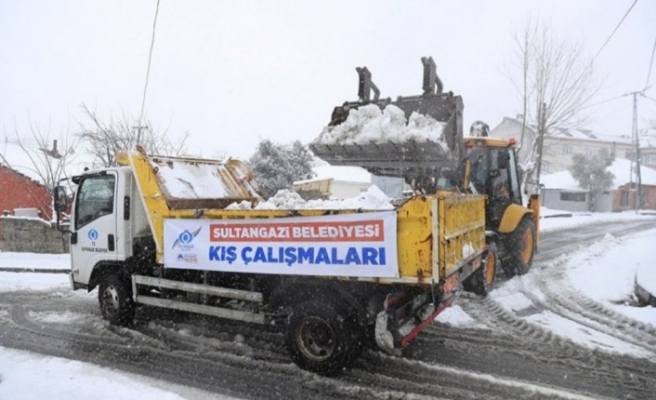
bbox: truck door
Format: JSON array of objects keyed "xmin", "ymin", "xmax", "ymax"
[{"xmin": 70, "ymin": 172, "xmax": 118, "ymax": 287}]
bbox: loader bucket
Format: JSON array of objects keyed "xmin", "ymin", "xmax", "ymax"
[{"xmin": 310, "ymin": 57, "xmax": 465, "ymax": 178}]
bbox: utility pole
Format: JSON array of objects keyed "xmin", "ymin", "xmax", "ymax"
[
  {"xmin": 534, "ymin": 102, "xmax": 547, "ymax": 187},
  {"xmin": 133, "ymin": 125, "xmax": 148, "ymax": 147},
  {"xmin": 626, "ymin": 90, "xmax": 645, "ymax": 210}
]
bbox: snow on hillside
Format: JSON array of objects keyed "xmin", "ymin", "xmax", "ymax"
[{"xmin": 314, "ymin": 104, "xmax": 447, "ymax": 146}]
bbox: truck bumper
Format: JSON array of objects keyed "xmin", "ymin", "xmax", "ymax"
[{"xmin": 374, "ymin": 291, "xmax": 456, "ymax": 353}]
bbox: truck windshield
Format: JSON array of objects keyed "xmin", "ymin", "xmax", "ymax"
[{"xmin": 75, "ymin": 174, "xmax": 116, "ymax": 230}]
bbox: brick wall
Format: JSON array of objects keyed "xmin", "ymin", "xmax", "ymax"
[
  {"xmin": 0, "ymin": 217, "xmax": 69, "ymax": 253},
  {"xmin": 0, "ymin": 165, "xmax": 52, "ymax": 221},
  {"xmin": 613, "ymin": 184, "xmax": 656, "ymax": 212}
]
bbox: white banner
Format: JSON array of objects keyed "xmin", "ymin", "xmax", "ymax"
[{"xmin": 163, "ymin": 212, "xmax": 399, "ymax": 278}]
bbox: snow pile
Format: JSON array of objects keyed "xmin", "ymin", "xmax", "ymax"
[
  {"xmin": 539, "ymin": 207, "xmax": 656, "ymax": 233},
  {"xmin": 227, "ymin": 186, "xmax": 394, "ymax": 211},
  {"xmin": 0, "ymin": 347, "xmax": 230, "ymax": 400},
  {"xmin": 315, "ymin": 104, "xmax": 446, "ymax": 145}
]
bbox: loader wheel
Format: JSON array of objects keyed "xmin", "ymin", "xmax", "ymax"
[
  {"xmin": 504, "ymin": 217, "xmax": 535, "ymax": 276},
  {"xmin": 99, "ymin": 274, "xmax": 135, "ymax": 326},
  {"xmin": 286, "ymin": 301, "xmax": 358, "ymax": 375},
  {"xmin": 463, "ymin": 243, "xmax": 498, "ymax": 296}
]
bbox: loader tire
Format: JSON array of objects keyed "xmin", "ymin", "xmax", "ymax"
[
  {"xmin": 286, "ymin": 300, "xmax": 359, "ymax": 375},
  {"xmin": 463, "ymin": 243, "xmax": 498, "ymax": 296},
  {"xmin": 98, "ymin": 274, "xmax": 135, "ymax": 326},
  {"xmin": 504, "ymin": 217, "xmax": 535, "ymax": 276}
]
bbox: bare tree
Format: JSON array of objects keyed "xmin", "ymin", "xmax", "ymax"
[
  {"xmin": 78, "ymin": 104, "xmax": 189, "ymax": 167},
  {"xmin": 2, "ymin": 118, "xmax": 78, "ymax": 191},
  {"xmin": 0, "ymin": 118, "xmax": 78, "ymax": 220},
  {"xmin": 506, "ymin": 21, "xmax": 602, "ymax": 191}
]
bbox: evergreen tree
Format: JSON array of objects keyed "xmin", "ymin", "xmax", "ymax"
[
  {"xmin": 568, "ymin": 148, "xmax": 614, "ymax": 211},
  {"xmin": 249, "ymin": 139, "xmax": 314, "ymax": 198}
]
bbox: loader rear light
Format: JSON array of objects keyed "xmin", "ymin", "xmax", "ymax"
[
  {"xmin": 443, "ymin": 274, "xmax": 459, "ymax": 294},
  {"xmin": 508, "ymin": 137, "xmax": 517, "ymax": 145}
]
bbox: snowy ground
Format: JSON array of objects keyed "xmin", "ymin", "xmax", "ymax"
[
  {"xmin": 1, "ymin": 208, "xmax": 655, "ymax": 399},
  {"xmin": 439, "ymin": 210, "xmax": 656, "ymax": 361}
]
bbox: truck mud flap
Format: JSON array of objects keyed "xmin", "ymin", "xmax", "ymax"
[{"xmin": 375, "ymin": 293, "xmax": 456, "ymax": 354}]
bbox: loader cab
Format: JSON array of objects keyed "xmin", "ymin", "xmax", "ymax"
[{"xmin": 465, "ymin": 137, "xmax": 523, "ymax": 229}]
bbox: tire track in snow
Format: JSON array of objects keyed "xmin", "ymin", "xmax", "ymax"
[{"xmin": 530, "ymin": 255, "xmax": 656, "ymax": 357}]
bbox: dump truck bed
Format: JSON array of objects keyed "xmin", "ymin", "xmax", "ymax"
[{"xmin": 118, "ymin": 151, "xmax": 486, "ymax": 284}]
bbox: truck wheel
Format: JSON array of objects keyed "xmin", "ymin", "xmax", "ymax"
[
  {"xmin": 286, "ymin": 301, "xmax": 358, "ymax": 375},
  {"xmin": 463, "ymin": 243, "xmax": 498, "ymax": 296},
  {"xmin": 504, "ymin": 217, "xmax": 535, "ymax": 276},
  {"xmin": 98, "ymin": 274, "xmax": 135, "ymax": 326}
]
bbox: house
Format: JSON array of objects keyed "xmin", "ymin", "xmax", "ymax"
[
  {"xmin": 491, "ymin": 116, "xmax": 656, "ymax": 175},
  {"xmin": 293, "ymin": 163, "xmax": 372, "ymax": 200},
  {"xmin": 540, "ymin": 158, "xmax": 656, "ymax": 212}
]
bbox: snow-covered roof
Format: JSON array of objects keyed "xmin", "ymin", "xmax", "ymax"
[
  {"xmin": 294, "ymin": 163, "xmax": 371, "ymax": 185},
  {"xmin": 541, "ymin": 158, "xmax": 656, "ymax": 190},
  {"xmin": 541, "ymin": 170, "xmax": 583, "ymax": 191},
  {"xmin": 495, "ymin": 116, "xmax": 656, "ymax": 148}
]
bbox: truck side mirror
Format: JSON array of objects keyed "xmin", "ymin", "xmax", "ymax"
[{"xmin": 54, "ymin": 186, "xmax": 68, "ymax": 213}]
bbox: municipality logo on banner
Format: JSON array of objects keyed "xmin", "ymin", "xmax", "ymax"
[{"xmin": 172, "ymin": 227, "xmax": 202, "ymax": 250}]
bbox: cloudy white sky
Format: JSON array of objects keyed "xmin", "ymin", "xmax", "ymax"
[{"xmin": 1, "ymin": 0, "xmax": 655, "ymax": 161}]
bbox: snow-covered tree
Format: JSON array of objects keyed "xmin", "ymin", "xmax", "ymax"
[
  {"xmin": 568, "ymin": 148, "xmax": 614, "ymax": 211},
  {"xmin": 249, "ymin": 139, "xmax": 314, "ymax": 198}
]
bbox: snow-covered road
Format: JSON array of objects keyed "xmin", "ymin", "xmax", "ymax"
[{"xmin": 1, "ymin": 212, "xmax": 655, "ymax": 399}]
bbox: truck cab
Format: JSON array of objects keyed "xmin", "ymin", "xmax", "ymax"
[{"xmin": 67, "ymin": 167, "xmax": 151, "ymax": 291}]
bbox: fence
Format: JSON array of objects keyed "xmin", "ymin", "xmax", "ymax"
[{"xmin": 0, "ymin": 216, "xmax": 69, "ymax": 253}]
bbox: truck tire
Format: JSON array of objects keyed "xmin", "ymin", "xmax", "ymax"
[
  {"xmin": 463, "ymin": 243, "xmax": 498, "ymax": 296},
  {"xmin": 286, "ymin": 300, "xmax": 358, "ymax": 375},
  {"xmin": 98, "ymin": 274, "xmax": 135, "ymax": 326},
  {"xmin": 504, "ymin": 217, "xmax": 535, "ymax": 276}
]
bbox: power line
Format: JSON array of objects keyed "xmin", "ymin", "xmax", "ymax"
[
  {"xmin": 582, "ymin": 94, "xmax": 626, "ymax": 109},
  {"xmin": 646, "ymin": 37, "xmax": 656, "ymax": 89},
  {"xmin": 139, "ymin": 0, "xmax": 161, "ymax": 127},
  {"xmin": 592, "ymin": 0, "xmax": 639, "ymax": 63}
]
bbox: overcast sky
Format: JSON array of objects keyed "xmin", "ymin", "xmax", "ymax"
[{"xmin": 1, "ymin": 0, "xmax": 655, "ymax": 160}]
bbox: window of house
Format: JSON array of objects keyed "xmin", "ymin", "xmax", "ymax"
[
  {"xmin": 644, "ymin": 155, "xmax": 656, "ymax": 165},
  {"xmin": 620, "ymin": 191, "xmax": 629, "ymax": 206},
  {"xmin": 586, "ymin": 147, "xmax": 596, "ymax": 157},
  {"xmin": 560, "ymin": 192, "xmax": 586, "ymax": 202},
  {"xmin": 562, "ymin": 145, "xmax": 572, "ymax": 155},
  {"xmin": 626, "ymin": 150, "xmax": 636, "ymax": 161}
]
